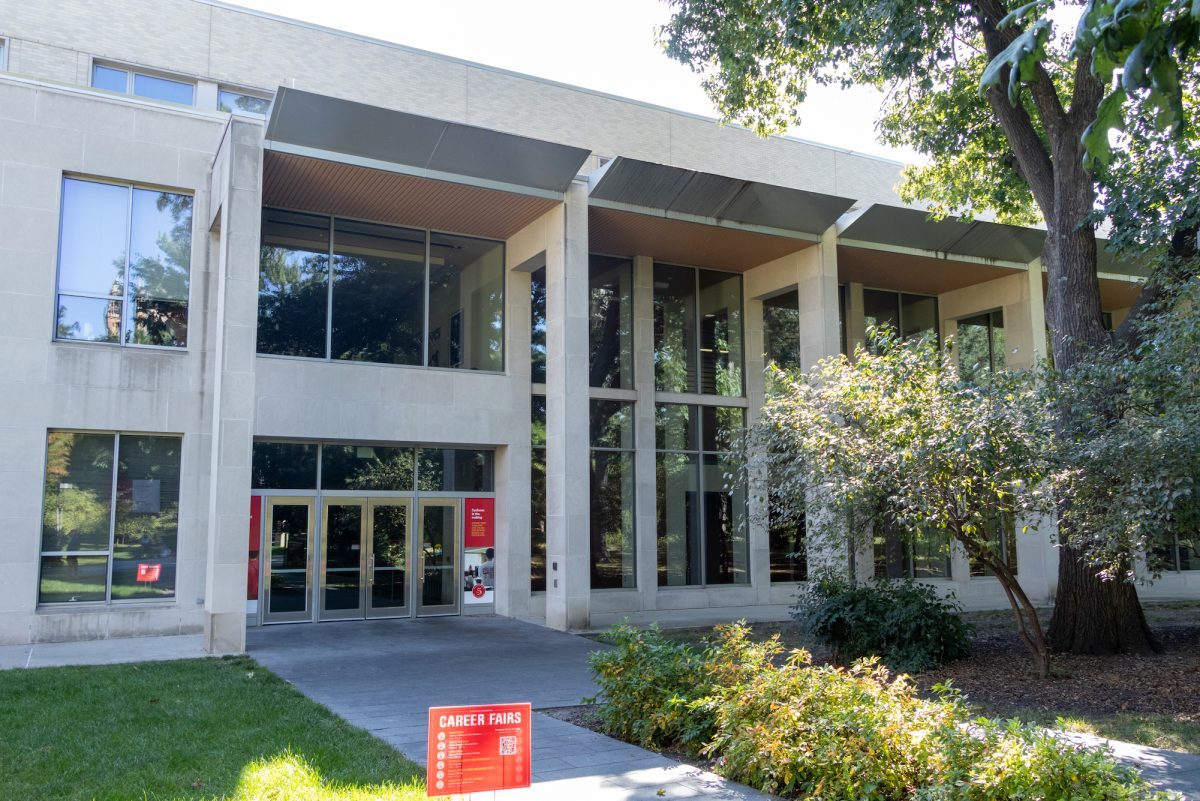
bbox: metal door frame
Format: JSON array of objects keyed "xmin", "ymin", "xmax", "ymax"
[
  {"xmin": 415, "ymin": 498, "xmax": 461, "ymax": 617},
  {"xmin": 318, "ymin": 497, "xmax": 367, "ymax": 621},
  {"xmin": 262, "ymin": 496, "xmax": 316, "ymax": 624},
  {"xmin": 365, "ymin": 497, "xmax": 413, "ymax": 619}
]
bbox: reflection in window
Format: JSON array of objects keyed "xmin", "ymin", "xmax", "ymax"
[
  {"xmin": 332, "ymin": 220, "xmax": 425, "ymax": 365},
  {"xmin": 92, "ymin": 64, "xmax": 195, "ymax": 105},
  {"xmin": 591, "ymin": 400, "xmax": 635, "ymax": 589},
  {"xmin": 56, "ymin": 178, "xmax": 192, "ymax": 347},
  {"xmin": 969, "ymin": 514, "xmax": 1019, "ymax": 577},
  {"xmin": 218, "ymin": 88, "xmax": 272, "ymax": 116},
  {"xmin": 1154, "ymin": 495, "xmax": 1200, "ymax": 572},
  {"xmin": 654, "ymin": 264, "xmax": 743, "ymax": 395},
  {"xmin": 531, "ymin": 395, "xmax": 547, "ymax": 592},
  {"xmin": 768, "ymin": 490, "xmax": 806, "ymax": 582},
  {"xmin": 258, "ymin": 210, "xmax": 506, "ymax": 371},
  {"xmin": 417, "ymin": 449, "xmax": 495, "ymax": 492},
  {"xmin": 874, "ymin": 524, "xmax": 952, "ymax": 579},
  {"xmin": 957, "ymin": 310, "xmax": 1006, "ymax": 376},
  {"xmin": 763, "ymin": 290, "xmax": 801, "ymax": 371},
  {"xmin": 657, "ymin": 404, "xmax": 748, "ymax": 586},
  {"xmin": 251, "ymin": 441, "xmax": 318, "ymax": 490},
  {"xmin": 321, "ymin": 445, "xmax": 415, "ymax": 491},
  {"xmin": 862, "ymin": 289, "xmax": 939, "ymax": 351},
  {"xmin": 589, "ymin": 255, "xmax": 633, "ymax": 388},
  {"xmin": 531, "ymin": 267, "xmax": 547, "ymax": 383},
  {"xmin": 40, "ymin": 432, "xmax": 181, "ymax": 603},
  {"xmin": 428, "ymin": 233, "xmax": 505, "ymax": 371}
]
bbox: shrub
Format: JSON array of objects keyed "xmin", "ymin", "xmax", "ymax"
[
  {"xmin": 589, "ymin": 622, "xmax": 1178, "ymax": 800},
  {"xmin": 792, "ymin": 573, "xmax": 973, "ymax": 672},
  {"xmin": 586, "ymin": 623, "xmax": 715, "ymax": 750}
]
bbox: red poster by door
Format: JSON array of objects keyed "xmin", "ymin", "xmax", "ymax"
[{"xmin": 463, "ymin": 498, "xmax": 494, "ymax": 548}]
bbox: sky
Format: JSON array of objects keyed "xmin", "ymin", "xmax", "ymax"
[{"xmin": 228, "ymin": 0, "xmax": 918, "ymax": 164}]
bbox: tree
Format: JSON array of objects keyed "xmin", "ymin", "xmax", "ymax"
[
  {"xmin": 752, "ymin": 330, "xmax": 1056, "ymax": 676},
  {"xmin": 660, "ymin": 0, "xmax": 1199, "ymax": 654}
]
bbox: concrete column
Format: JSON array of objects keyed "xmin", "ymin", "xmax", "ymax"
[
  {"xmin": 202, "ymin": 118, "xmax": 261, "ymax": 655},
  {"xmin": 544, "ymin": 182, "xmax": 590, "ymax": 630},
  {"xmin": 846, "ymin": 282, "xmax": 866, "ymax": 355},
  {"xmin": 632, "ymin": 255, "xmax": 659, "ymax": 605},
  {"xmin": 798, "ymin": 226, "xmax": 842, "ymax": 370}
]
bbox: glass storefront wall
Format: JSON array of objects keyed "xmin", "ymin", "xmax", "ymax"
[
  {"xmin": 258, "ymin": 209, "xmax": 505, "ymax": 371},
  {"xmin": 653, "ymin": 263, "xmax": 744, "ymax": 396}
]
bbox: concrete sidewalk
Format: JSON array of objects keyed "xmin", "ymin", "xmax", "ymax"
[
  {"xmin": 248, "ymin": 616, "xmax": 772, "ymax": 800},
  {"xmin": 0, "ymin": 633, "xmax": 207, "ymax": 670}
]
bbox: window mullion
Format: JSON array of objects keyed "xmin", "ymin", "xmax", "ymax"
[
  {"xmin": 325, "ymin": 217, "xmax": 334, "ymax": 359},
  {"xmin": 105, "ymin": 433, "xmax": 120, "ymax": 604}
]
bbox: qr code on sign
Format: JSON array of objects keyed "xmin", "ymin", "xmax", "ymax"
[{"xmin": 499, "ymin": 736, "xmax": 518, "ymax": 756}]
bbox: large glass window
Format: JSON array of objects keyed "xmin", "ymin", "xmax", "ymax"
[
  {"xmin": 657, "ymin": 404, "xmax": 748, "ymax": 586},
  {"xmin": 417, "ymin": 449, "xmax": 495, "ymax": 492},
  {"xmin": 863, "ymin": 289, "xmax": 938, "ymax": 350},
  {"xmin": 589, "ymin": 255, "xmax": 633, "ymax": 389},
  {"xmin": 321, "ymin": 445, "xmax": 415, "ymax": 491},
  {"xmin": 591, "ymin": 401, "xmax": 636, "ymax": 589},
  {"xmin": 258, "ymin": 210, "xmax": 505, "ymax": 371},
  {"xmin": 969, "ymin": 514, "xmax": 1019, "ymax": 577},
  {"xmin": 654, "ymin": 264, "xmax": 743, "ymax": 395},
  {"xmin": 251, "ymin": 442, "xmax": 494, "ymax": 493},
  {"xmin": 531, "ymin": 267, "xmax": 547, "ymax": 383},
  {"xmin": 92, "ymin": 64, "xmax": 194, "ymax": 105},
  {"xmin": 251, "ymin": 442, "xmax": 318, "ymax": 490},
  {"xmin": 768, "ymin": 483, "xmax": 807, "ymax": 583},
  {"xmin": 957, "ymin": 310, "xmax": 1006, "ymax": 376},
  {"xmin": 531, "ymin": 395, "xmax": 547, "ymax": 592},
  {"xmin": 874, "ymin": 524, "xmax": 952, "ymax": 579},
  {"xmin": 762, "ymin": 289, "xmax": 801, "ymax": 371},
  {"xmin": 40, "ymin": 432, "xmax": 181, "ymax": 604},
  {"xmin": 56, "ymin": 178, "xmax": 192, "ymax": 347}
]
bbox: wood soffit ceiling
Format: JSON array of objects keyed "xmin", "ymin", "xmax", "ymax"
[
  {"xmin": 837, "ymin": 245, "xmax": 1022, "ymax": 295},
  {"xmin": 262, "ymin": 151, "xmax": 560, "ymax": 240},
  {"xmin": 588, "ymin": 206, "xmax": 814, "ymax": 272}
]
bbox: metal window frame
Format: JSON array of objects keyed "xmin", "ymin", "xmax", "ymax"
[{"xmin": 90, "ymin": 59, "xmax": 196, "ymax": 106}]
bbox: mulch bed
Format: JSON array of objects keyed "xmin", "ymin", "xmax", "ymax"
[{"xmin": 911, "ymin": 623, "xmax": 1200, "ymax": 720}]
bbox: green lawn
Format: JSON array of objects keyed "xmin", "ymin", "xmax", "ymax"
[{"xmin": 0, "ymin": 656, "xmax": 425, "ymax": 801}]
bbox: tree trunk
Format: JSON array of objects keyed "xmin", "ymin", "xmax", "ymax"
[
  {"xmin": 1048, "ymin": 542, "xmax": 1159, "ymax": 654},
  {"xmin": 1041, "ymin": 151, "xmax": 1158, "ymax": 655}
]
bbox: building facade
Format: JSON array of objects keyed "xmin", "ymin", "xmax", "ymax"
[{"xmin": 0, "ymin": 0, "xmax": 1194, "ymax": 653}]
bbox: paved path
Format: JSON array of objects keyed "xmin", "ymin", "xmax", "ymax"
[
  {"xmin": 0, "ymin": 633, "xmax": 207, "ymax": 669},
  {"xmin": 248, "ymin": 616, "xmax": 771, "ymax": 799},
  {"xmin": 1058, "ymin": 732, "xmax": 1200, "ymax": 799}
]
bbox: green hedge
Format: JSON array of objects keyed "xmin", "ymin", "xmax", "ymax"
[{"xmin": 588, "ymin": 623, "xmax": 1179, "ymax": 800}]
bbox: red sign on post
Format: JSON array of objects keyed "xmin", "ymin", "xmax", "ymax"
[
  {"xmin": 463, "ymin": 498, "xmax": 494, "ymax": 548},
  {"xmin": 427, "ymin": 703, "xmax": 531, "ymax": 797},
  {"xmin": 136, "ymin": 563, "xmax": 161, "ymax": 582}
]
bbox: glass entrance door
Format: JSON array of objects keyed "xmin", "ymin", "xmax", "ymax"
[
  {"xmin": 417, "ymin": 499, "xmax": 459, "ymax": 616},
  {"xmin": 367, "ymin": 499, "xmax": 410, "ymax": 617},
  {"xmin": 320, "ymin": 499, "xmax": 366, "ymax": 620},
  {"xmin": 263, "ymin": 497, "xmax": 315, "ymax": 624}
]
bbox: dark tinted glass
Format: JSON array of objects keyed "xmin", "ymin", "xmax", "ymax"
[
  {"xmin": 589, "ymin": 255, "xmax": 633, "ymax": 389},
  {"xmin": 900, "ymin": 293, "xmax": 938, "ymax": 341},
  {"xmin": 863, "ymin": 289, "xmax": 899, "ymax": 344},
  {"xmin": 655, "ymin": 403, "xmax": 696, "ymax": 451},
  {"xmin": 590, "ymin": 450, "xmax": 635, "ymax": 589},
  {"xmin": 41, "ymin": 432, "xmax": 115, "ymax": 552},
  {"xmin": 531, "ymin": 267, "xmax": 547, "ymax": 383},
  {"xmin": 590, "ymin": 400, "xmax": 634, "ymax": 449},
  {"xmin": 657, "ymin": 452, "xmax": 701, "ymax": 586},
  {"xmin": 769, "ymin": 497, "xmax": 807, "ymax": 583},
  {"xmin": 698, "ymin": 269, "xmax": 743, "ymax": 395},
  {"xmin": 258, "ymin": 209, "xmax": 329, "ymax": 358},
  {"xmin": 417, "ymin": 449, "xmax": 494, "ymax": 492},
  {"xmin": 428, "ymin": 233, "xmax": 504, "ymax": 371},
  {"xmin": 653, "ymin": 264, "xmax": 697, "ymax": 392},
  {"xmin": 763, "ymin": 289, "xmax": 801, "ymax": 370},
  {"xmin": 702, "ymin": 453, "xmax": 749, "ymax": 584},
  {"xmin": 331, "ymin": 220, "xmax": 425, "ymax": 365},
  {"xmin": 251, "ymin": 441, "xmax": 318, "ymax": 489},
  {"xmin": 321, "ymin": 445, "xmax": 415, "ymax": 491},
  {"xmin": 111, "ymin": 435, "xmax": 181, "ymax": 600},
  {"xmin": 701, "ymin": 406, "xmax": 744, "ymax": 452}
]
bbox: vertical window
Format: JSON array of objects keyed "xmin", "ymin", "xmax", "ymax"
[
  {"xmin": 653, "ymin": 264, "xmax": 743, "ymax": 395},
  {"xmin": 40, "ymin": 432, "xmax": 181, "ymax": 604},
  {"xmin": 56, "ymin": 178, "xmax": 192, "ymax": 347},
  {"xmin": 251, "ymin": 442, "xmax": 319, "ymax": 489},
  {"xmin": 874, "ymin": 524, "xmax": 951, "ymax": 579},
  {"xmin": 969, "ymin": 514, "xmax": 1019, "ymax": 577},
  {"xmin": 1155, "ymin": 496, "xmax": 1199, "ymax": 572},
  {"xmin": 531, "ymin": 396, "xmax": 547, "ymax": 592},
  {"xmin": 428, "ymin": 233, "xmax": 505, "ymax": 371},
  {"xmin": 762, "ymin": 289, "xmax": 801, "ymax": 371},
  {"xmin": 218, "ymin": 88, "xmax": 272, "ymax": 116},
  {"xmin": 91, "ymin": 63, "xmax": 194, "ymax": 105},
  {"xmin": 531, "ymin": 267, "xmax": 547, "ymax": 383},
  {"xmin": 957, "ymin": 310, "xmax": 1006, "ymax": 376},
  {"xmin": 590, "ymin": 400, "xmax": 636, "ymax": 589},
  {"xmin": 768, "ymin": 482, "xmax": 806, "ymax": 582},
  {"xmin": 656, "ymin": 404, "xmax": 748, "ymax": 586},
  {"xmin": 257, "ymin": 211, "xmax": 506, "ymax": 371},
  {"xmin": 0, "ymin": 38, "xmax": 8, "ymax": 70},
  {"xmin": 863, "ymin": 289, "xmax": 938, "ymax": 350},
  {"xmin": 589, "ymin": 255, "xmax": 633, "ymax": 389}
]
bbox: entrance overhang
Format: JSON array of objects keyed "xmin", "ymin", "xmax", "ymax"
[
  {"xmin": 587, "ymin": 156, "xmax": 855, "ymax": 271},
  {"xmin": 261, "ymin": 87, "xmax": 592, "ymax": 239}
]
